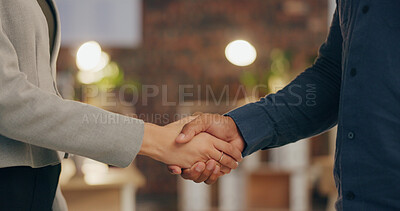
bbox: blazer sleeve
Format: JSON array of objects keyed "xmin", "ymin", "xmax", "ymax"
[
  {"xmin": 227, "ymin": 7, "xmax": 343, "ymax": 156},
  {"xmin": 0, "ymin": 20, "xmax": 144, "ymax": 168}
]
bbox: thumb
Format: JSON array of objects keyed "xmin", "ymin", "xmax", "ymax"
[
  {"xmin": 175, "ymin": 116, "xmax": 208, "ymax": 144},
  {"xmin": 167, "ymin": 165, "xmax": 182, "ymax": 175}
]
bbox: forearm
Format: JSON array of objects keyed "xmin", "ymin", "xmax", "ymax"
[
  {"xmin": 227, "ymin": 7, "xmax": 343, "ymax": 157},
  {"xmin": 0, "ymin": 81, "xmax": 144, "ymax": 167},
  {"xmin": 0, "ymin": 20, "xmax": 145, "ymax": 168},
  {"xmin": 228, "ymin": 63, "xmax": 341, "ymax": 156},
  {"xmin": 139, "ymin": 123, "xmax": 176, "ymax": 163}
]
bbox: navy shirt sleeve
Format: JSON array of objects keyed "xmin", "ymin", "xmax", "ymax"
[{"xmin": 227, "ymin": 8, "xmax": 343, "ymax": 157}]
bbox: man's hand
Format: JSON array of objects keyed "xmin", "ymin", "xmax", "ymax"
[{"xmin": 168, "ymin": 113, "xmax": 245, "ymax": 184}]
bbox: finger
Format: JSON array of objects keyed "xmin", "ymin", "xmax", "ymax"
[
  {"xmin": 205, "ymin": 165, "xmax": 221, "ymax": 185},
  {"xmin": 194, "ymin": 160, "xmax": 217, "ymax": 183},
  {"xmin": 220, "ymin": 165, "xmax": 232, "ymax": 174},
  {"xmin": 176, "ymin": 115, "xmax": 209, "ymax": 144},
  {"xmin": 181, "ymin": 162, "xmax": 205, "ymax": 180},
  {"xmin": 192, "ymin": 112, "xmax": 203, "ymax": 116},
  {"xmin": 210, "ymin": 149, "xmax": 238, "ymax": 170},
  {"xmin": 181, "ymin": 168, "xmax": 192, "ymax": 179},
  {"xmin": 178, "ymin": 115, "xmax": 199, "ymax": 124},
  {"xmin": 213, "ymin": 140, "xmax": 243, "ymax": 162},
  {"xmin": 168, "ymin": 165, "xmax": 182, "ymax": 175}
]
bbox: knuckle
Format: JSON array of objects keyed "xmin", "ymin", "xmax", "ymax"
[
  {"xmin": 200, "ymin": 113, "xmax": 208, "ymax": 119},
  {"xmin": 205, "ymin": 179, "xmax": 215, "ymax": 185},
  {"xmin": 183, "ymin": 170, "xmax": 195, "ymax": 178},
  {"xmin": 221, "ymin": 166, "xmax": 229, "ymax": 173},
  {"xmin": 232, "ymin": 161, "xmax": 238, "ymax": 169},
  {"xmin": 198, "ymin": 176, "xmax": 207, "ymax": 183},
  {"xmin": 194, "ymin": 179, "xmax": 203, "ymax": 183},
  {"xmin": 199, "ymin": 146, "xmax": 208, "ymax": 155},
  {"xmin": 201, "ymin": 113, "xmax": 212, "ymax": 124},
  {"xmin": 181, "ymin": 173, "xmax": 191, "ymax": 180},
  {"xmin": 204, "ymin": 146, "xmax": 214, "ymax": 156},
  {"xmin": 228, "ymin": 160, "xmax": 237, "ymax": 169},
  {"xmin": 197, "ymin": 115, "xmax": 206, "ymax": 123},
  {"xmin": 182, "ymin": 175, "xmax": 191, "ymax": 180},
  {"xmin": 228, "ymin": 145, "xmax": 234, "ymax": 153}
]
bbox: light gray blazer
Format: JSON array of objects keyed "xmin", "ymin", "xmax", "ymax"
[{"xmin": 0, "ymin": 1, "xmax": 144, "ymax": 209}]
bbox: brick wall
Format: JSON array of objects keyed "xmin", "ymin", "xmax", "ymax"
[{"xmin": 107, "ymin": 0, "xmax": 329, "ymax": 123}]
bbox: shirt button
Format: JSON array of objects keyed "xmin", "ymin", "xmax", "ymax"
[
  {"xmin": 347, "ymin": 132, "xmax": 355, "ymax": 140},
  {"xmin": 350, "ymin": 68, "xmax": 357, "ymax": 77},
  {"xmin": 345, "ymin": 191, "xmax": 356, "ymax": 200},
  {"xmin": 362, "ymin": 5, "xmax": 369, "ymax": 14}
]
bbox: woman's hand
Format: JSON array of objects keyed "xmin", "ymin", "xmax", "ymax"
[{"xmin": 139, "ymin": 121, "xmax": 242, "ymax": 169}]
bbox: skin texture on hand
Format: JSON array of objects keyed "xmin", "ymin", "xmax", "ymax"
[
  {"xmin": 138, "ymin": 116, "xmax": 242, "ymax": 170},
  {"xmin": 168, "ymin": 113, "xmax": 245, "ymax": 184}
]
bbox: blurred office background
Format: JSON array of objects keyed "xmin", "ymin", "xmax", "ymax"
[{"xmin": 54, "ymin": 0, "xmax": 337, "ymax": 210}]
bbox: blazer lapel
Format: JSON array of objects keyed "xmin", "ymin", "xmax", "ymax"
[{"xmin": 46, "ymin": 0, "xmax": 61, "ymax": 71}]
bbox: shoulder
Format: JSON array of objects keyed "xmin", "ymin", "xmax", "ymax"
[{"xmin": 0, "ymin": 1, "xmax": 46, "ymax": 42}]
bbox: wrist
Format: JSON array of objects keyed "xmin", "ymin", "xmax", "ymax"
[
  {"xmin": 139, "ymin": 123, "xmax": 164, "ymax": 160},
  {"xmin": 225, "ymin": 116, "xmax": 246, "ymax": 153}
]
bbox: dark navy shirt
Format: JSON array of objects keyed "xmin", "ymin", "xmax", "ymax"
[{"xmin": 227, "ymin": 1, "xmax": 400, "ymax": 210}]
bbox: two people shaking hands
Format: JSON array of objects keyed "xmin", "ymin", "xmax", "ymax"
[
  {"xmin": 2, "ymin": 0, "xmax": 400, "ymax": 210},
  {"xmin": 141, "ymin": 114, "xmax": 245, "ymax": 185}
]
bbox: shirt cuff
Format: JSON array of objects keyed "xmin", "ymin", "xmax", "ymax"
[{"xmin": 225, "ymin": 103, "xmax": 275, "ymax": 157}]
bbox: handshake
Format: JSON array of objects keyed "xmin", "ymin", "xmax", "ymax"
[{"xmin": 139, "ymin": 113, "xmax": 245, "ymax": 184}]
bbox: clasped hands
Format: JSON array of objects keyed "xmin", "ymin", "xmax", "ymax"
[
  {"xmin": 139, "ymin": 113, "xmax": 244, "ymax": 185},
  {"xmin": 139, "ymin": 114, "xmax": 244, "ymax": 184},
  {"xmin": 171, "ymin": 113, "xmax": 245, "ymax": 184}
]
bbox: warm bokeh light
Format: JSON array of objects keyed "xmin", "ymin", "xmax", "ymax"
[
  {"xmin": 225, "ymin": 40, "xmax": 257, "ymax": 67},
  {"xmin": 101, "ymin": 62, "xmax": 120, "ymax": 78},
  {"xmin": 76, "ymin": 41, "xmax": 102, "ymax": 72},
  {"xmin": 92, "ymin": 52, "xmax": 110, "ymax": 73},
  {"xmin": 76, "ymin": 62, "xmax": 120, "ymax": 85},
  {"xmin": 76, "ymin": 41, "xmax": 112, "ymax": 84},
  {"xmin": 77, "ymin": 70, "xmax": 104, "ymax": 84}
]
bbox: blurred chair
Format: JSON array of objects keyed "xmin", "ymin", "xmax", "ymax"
[{"xmin": 60, "ymin": 160, "xmax": 145, "ymax": 211}]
